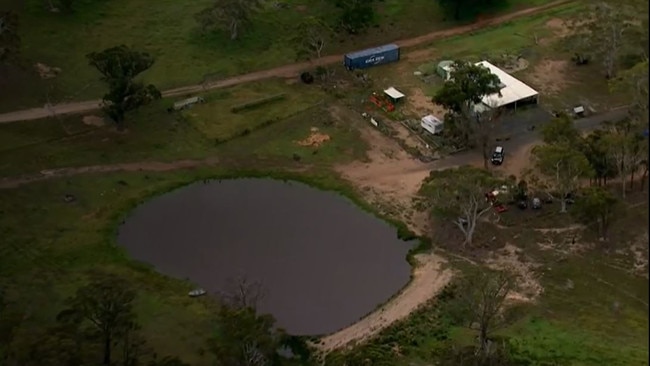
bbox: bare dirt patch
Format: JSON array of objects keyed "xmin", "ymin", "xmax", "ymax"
[
  {"xmin": 317, "ymin": 125, "xmax": 454, "ymax": 351},
  {"xmin": 296, "ymin": 127, "xmax": 330, "ymax": 147},
  {"xmin": 336, "ymin": 125, "xmax": 429, "ymax": 232},
  {"xmin": 316, "ymin": 253, "xmax": 453, "ymax": 352},
  {"xmin": 493, "ymin": 141, "xmax": 538, "ymax": 178},
  {"xmin": 526, "ymin": 59, "xmax": 571, "ymax": 95},
  {"xmin": 82, "ymin": 115, "xmax": 105, "ymax": 127},
  {"xmin": 630, "ymin": 232, "xmax": 649, "ymax": 278},
  {"xmin": 407, "ymin": 88, "xmax": 444, "ymax": 117},
  {"xmin": 405, "ymin": 48, "xmax": 437, "ymax": 63},
  {"xmin": 545, "ymin": 18, "xmax": 572, "ymax": 38},
  {"xmin": 485, "ymin": 243, "xmax": 543, "ymax": 302},
  {"xmin": 34, "ymin": 62, "xmax": 61, "ymax": 79}
]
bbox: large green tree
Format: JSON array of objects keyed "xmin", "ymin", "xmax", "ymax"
[
  {"xmin": 329, "ymin": 0, "xmax": 375, "ymax": 34},
  {"xmin": 531, "ymin": 144, "xmax": 593, "ymax": 213},
  {"xmin": 580, "ymin": 129, "xmax": 617, "ymax": 186},
  {"xmin": 433, "ymin": 61, "xmax": 502, "ymax": 164},
  {"xmin": 610, "ymin": 60, "xmax": 649, "ymax": 126},
  {"xmin": 195, "ymin": 0, "xmax": 262, "ymax": 40},
  {"xmin": 0, "ymin": 11, "xmax": 20, "ymax": 63},
  {"xmin": 565, "ymin": 1, "xmax": 641, "ymax": 78},
  {"xmin": 291, "ymin": 16, "xmax": 332, "ymax": 61},
  {"xmin": 540, "ymin": 113, "xmax": 581, "ymax": 146},
  {"xmin": 57, "ymin": 273, "xmax": 137, "ymax": 366},
  {"xmin": 420, "ymin": 166, "xmax": 500, "ymax": 247},
  {"xmin": 212, "ymin": 305, "xmax": 285, "ymax": 366},
  {"xmin": 602, "ymin": 119, "xmax": 647, "ymax": 197},
  {"xmin": 87, "ymin": 45, "xmax": 161, "ymax": 129},
  {"xmin": 446, "ymin": 269, "xmax": 518, "ymax": 357},
  {"xmin": 572, "ymin": 186, "xmax": 619, "ymax": 240}
]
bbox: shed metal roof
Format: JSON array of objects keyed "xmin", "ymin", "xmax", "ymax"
[
  {"xmin": 475, "ymin": 61, "xmax": 538, "ymax": 108},
  {"xmin": 384, "ymin": 87, "xmax": 405, "ymax": 99}
]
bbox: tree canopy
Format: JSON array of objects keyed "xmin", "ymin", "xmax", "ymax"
[
  {"xmin": 572, "ymin": 186, "xmax": 619, "ymax": 240},
  {"xmin": 540, "ymin": 114, "xmax": 581, "ymax": 146},
  {"xmin": 329, "ymin": 0, "xmax": 375, "ymax": 34},
  {"xmin": 57, "ymin": 273, "xmax": 136, "ymax": 366},
  {"xmin": 433, "ymin": 60, "xmax": 502, "ymax": 158},
  {"xmin": 565, "ymin": 0, "xmax": 642, "ymax": 78},
  {"xmin": 531, "ymin": 144, "xmax": 593, "ymax": 212},
  {"xmin": 87, "ymin": 45, "xmax": 161, "ymax": 128},
  {"xmin": 433, "ymin": 61, "xmax": 501, "ymax": 113},
  {"xmin": 446, "ymin": 269, "xmax": 519, "ymax": 356},
  {"xmin": 212, "ymin": 305, "xmax": 286, "ymax": 366},
  {"xmin": 194, "ymin": 0, "xmax": 262, "ymax": 40},
  {"xmin": 420, "ymin": 166, "xmax": 501, "ymax": 246},
  {"xmin": 0, "ymin": 11, "xmax": 20, "ymax": 63},
  {"xmin": 291, "ymin": 16, "xmax": 332, "ymax": 61}
]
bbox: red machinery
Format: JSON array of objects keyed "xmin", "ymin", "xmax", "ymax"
[
  {"xmin": 485, "ymin": 190, "xmax": 508, "ymax": 213},
  {"xmin": 369, "ymin": 92, "xmax": 395, "ymax": 112}
]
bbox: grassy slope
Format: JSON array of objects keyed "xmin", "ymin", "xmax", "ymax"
[
  {"xmin": 2, "ymin": 0, "xmax": 554, "ymax": 112},
  {"xmin": 0, "ymin": 118, "xmax": 367, "ymax": 365}
]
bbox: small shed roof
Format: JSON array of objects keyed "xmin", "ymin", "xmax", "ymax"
[
  {"xmin": 475, "ymin": 61, "xmax": 538, "ymax": 108},
  {"xmin": 384, "ymin": 87, "xmax": 405, "ymax": 99}
]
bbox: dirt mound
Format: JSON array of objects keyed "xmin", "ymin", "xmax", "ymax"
[
  {"xmin": 34, "ymin": 62, "xmax": 61, "ymax": 79},
  {"xmin": 296, "ymin": 127, "xmax": 330, "ymax": 147}
]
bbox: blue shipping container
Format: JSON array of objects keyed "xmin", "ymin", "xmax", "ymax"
[{"xmin": 344, "ymin": 44, "xmax": 400, "ymax": 70}]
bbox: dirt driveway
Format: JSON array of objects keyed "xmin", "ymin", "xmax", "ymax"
[{"xmin": 0, "ymin": 0, "xmax": 574, "ymax": 124}]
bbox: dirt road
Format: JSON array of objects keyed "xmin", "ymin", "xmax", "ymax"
[{"xmin": 0, "ymin": 0, "xmax": 574, "ymax": 124}]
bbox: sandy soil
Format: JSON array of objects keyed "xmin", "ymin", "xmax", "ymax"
[
  {"xmin": 527, "ymin": 59, "xmax": 571, "ymax": 95},
  {"xmin": 312, "ymin": 125, "xmax": 454, "ymax": 351},
  {"xmin": 316, "ymin": 253, "xmax": 453, "ymax": 352},
  {"xmin": 492, "ymin": 141, "xmax": 538, "ymax": 178},
  {"xmin": 485, "ymin": 243, "xmax": 543, "ymax": 302}
]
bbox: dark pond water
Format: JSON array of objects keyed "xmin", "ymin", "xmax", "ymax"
[{"xmin": 118, "ymin": 178, "xmax": 415, "ymax": 335}]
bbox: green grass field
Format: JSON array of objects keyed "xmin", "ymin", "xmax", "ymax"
[{"xmin": 0, "ymin": 0, "xmax": 556, "ymax": 112}]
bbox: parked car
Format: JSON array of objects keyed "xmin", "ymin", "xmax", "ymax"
[
  {"xmin": 532, "ymin": 197, "xmax": 542, "ymax": 209},
  {"xmin": 491, "ymin": 146, "xmax": 504, "ymax": 165}
]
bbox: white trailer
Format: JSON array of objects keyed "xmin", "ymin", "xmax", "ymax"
[{"xmin": 420, "ymin": 115, "xmax": 444, "ymax": 135}]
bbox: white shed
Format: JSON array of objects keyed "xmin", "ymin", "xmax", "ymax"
[
  {"xmin": 421, "ymin": 115, "xmax": 444, "ymax": 135},
  {"xmin": 474, "ymin": 61, "xmax": 539, "ymax": 109},
  {"xmin": 383, "ymin": 87, "xmax": 405, "ymax": 103}
]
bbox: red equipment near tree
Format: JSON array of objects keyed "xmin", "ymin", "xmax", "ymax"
[{"xmin": 369, "ymin": 92, "xmax": 395, "ymax": 112}]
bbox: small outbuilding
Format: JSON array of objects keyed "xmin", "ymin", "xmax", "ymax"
[
  {"xmin": 383, "ymin": 87, "xmax": 405, "ymax": 104},
  {"xmin": 421, "ymin": 114, "xmax": 444, "ymax": 135},
  {"xmin": 436, "ymin": 60, "xmax": 454, "ymax": 80}
]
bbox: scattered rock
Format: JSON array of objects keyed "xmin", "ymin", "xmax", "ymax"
[{"xmin": 34, "ymin": 62, "xmax": 62, "ymax": 79}]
